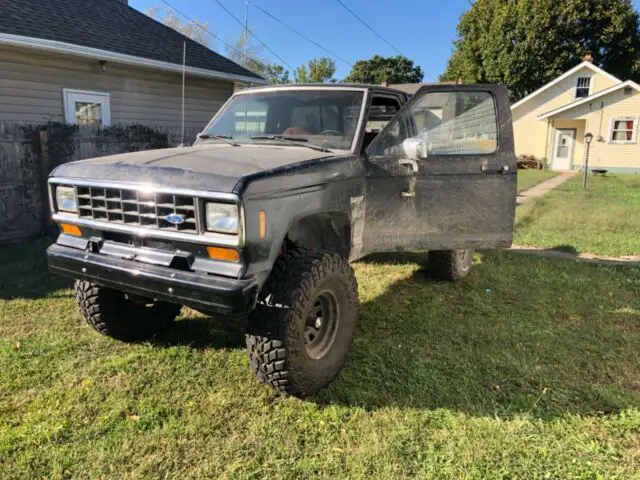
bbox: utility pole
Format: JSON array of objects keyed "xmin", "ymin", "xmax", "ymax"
[
  {"xmin": 243, "ymin": 0, "xmax": 249, "ymax": 68},
  {"xmin": 583, "ymin": 132, "xmax": 593, "ymax": 190}
]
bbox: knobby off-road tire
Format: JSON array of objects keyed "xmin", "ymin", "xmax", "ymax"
[
  {"xmin": 427, "ymin": 249, "xmax": 474, "ymax": 282},
  {"xmin": 246, "ymin": 249, "xmax": 359, "ymax": 397},
  {"xmin": 75, "ymin": 281, "xmax": 181, "ymax": 341}
]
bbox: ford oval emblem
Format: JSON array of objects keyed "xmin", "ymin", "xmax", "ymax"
[{"xmin": 165, "ymin": 213, "xmax": 186, "ymax": 225}]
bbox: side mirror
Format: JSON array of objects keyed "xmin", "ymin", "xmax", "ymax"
[{"xmin": 402, "ymin": 137, "xmax": 427, "ymax": 160}]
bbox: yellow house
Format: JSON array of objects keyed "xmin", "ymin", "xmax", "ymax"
[{"xmin": 512, "ymin": 57, "xmax": 640, "ymax": 173}]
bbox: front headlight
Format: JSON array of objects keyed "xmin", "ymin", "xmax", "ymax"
[
  {"xmin": 205, "ymin": 203, "xmax": 239, "ymax": 234},
  {"xmin": 56, "ymin": 186, "xmax": 77, "ymax": 213}
]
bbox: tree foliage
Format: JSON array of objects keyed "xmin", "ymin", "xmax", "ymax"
[
  {"xmin": 146, "ymin": 6, "xmax": 211, "ymax": 47},
  {"xmin": 295, "ymin": 57, "xmax": 337, "ymax": 83},
  {"xmin": 344, "ymin": 55, "xmax": 424, "ymax": 84},
  {"xmin": 263, "ymin": 64, "xmax": 291, "ymax": 84},
  {"xmin": 225, "ymin": 32, "xmax": 268, "ymax": 75},
  {"xmin": 441, "ymin": 0, "xmax": 640, "ymax": 101},
  {"xmin": 225, "ymin": 32, "xmax": 291, "ymax": 84}
]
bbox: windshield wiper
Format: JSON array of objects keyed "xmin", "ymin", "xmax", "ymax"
[
  {"xmin": 250, "ymin": 135, "xmax": 331, "ymax": 153},
  {"xmin": 197, "ymin": 133, "xmax": 240, "ymax": 147}
]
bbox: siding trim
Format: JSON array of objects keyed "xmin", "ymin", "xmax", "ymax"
[
  {"xmin": 537, "ymin": 81, "xmax": 640, "ymax": 120},
  {"xmin": 511, "ymin": 61, "xmax": 621, "ymax": 110},
  {"xmin": 0, "ymin": 32, "xmax": 268, "ymax": 85}
]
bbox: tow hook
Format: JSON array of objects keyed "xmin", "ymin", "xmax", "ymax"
[{"xmin": 86, "ymin": 237, "xmax": 103, "ymax": 254}]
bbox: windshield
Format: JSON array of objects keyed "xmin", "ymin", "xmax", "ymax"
[{"xmin": 201, "ymin": 89, "xmax": 366, "ymax": 151}]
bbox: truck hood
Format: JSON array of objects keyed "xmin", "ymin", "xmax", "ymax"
[{"xmin": 50, "ymin": 144, "xmax": 333, "ymax": 193}]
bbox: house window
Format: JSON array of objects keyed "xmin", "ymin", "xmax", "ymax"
[
  {"xmin": 575, "ymin": 77, "xmax": 591, "ymax": 98},
  {"xmin": 610, "ymin": 117, "xmax": 638, "ymax": 144},
  {"xmin": 63, "ymin": 89, "xmax": 111, "ymax": 126}
]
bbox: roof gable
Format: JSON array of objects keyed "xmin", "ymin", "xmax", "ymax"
[
  {"xmin": 0, "ymin": 0, "xmax": 264, "ymax": 82},
  {"xmin": 537, "ymin": 80, "xmax": 640, "ymax": 119},
  {"xmin": 511, "ymin": 62, "xmax": 621, "ymax": 110}
]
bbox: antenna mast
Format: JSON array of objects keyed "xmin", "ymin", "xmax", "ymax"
[{"xmin": 181, "ymin": 40, "xmax": 186, "ymax": 147}]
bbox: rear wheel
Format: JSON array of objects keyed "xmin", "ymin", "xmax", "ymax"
[
  {"xmin": 427, "ymin": 249, "xmax": 474, "ymax": 281},
  {"xmin": 75, "ymin": 281, "xmax": 180, "ymax": 341},
  {"xmin": 245, "ymin": 249, "xmax": 358, "ymax": 397}
]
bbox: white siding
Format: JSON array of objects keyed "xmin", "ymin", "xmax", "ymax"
[{"xmin": 0, "ymin": 46, "xmax": 234, "ymax": 129}]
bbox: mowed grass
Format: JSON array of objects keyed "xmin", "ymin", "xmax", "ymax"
[
  {"xmin": 517, "ymin": 168, "xmax": 560, "ymax": 193},
  {"xmin": 1, "ymin": 238, "xmax": 639, "ymax": 479},
  {"xmin": 515, "ymin": 174, "xmax": 640, "ymax": 257}
]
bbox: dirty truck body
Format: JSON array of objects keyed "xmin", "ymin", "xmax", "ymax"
[{"xmin": 47, "ymin": 84, "xmax": 517, "ymax": 396}]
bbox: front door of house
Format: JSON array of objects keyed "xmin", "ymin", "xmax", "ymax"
[{"xmin": 552, "ymin": 129, "xmax": 576, "ymax": 170}]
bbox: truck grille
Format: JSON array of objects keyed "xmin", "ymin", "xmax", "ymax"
[{"xmin": 76, "ymin": 186, "xmax": 198, "ymax": 234}]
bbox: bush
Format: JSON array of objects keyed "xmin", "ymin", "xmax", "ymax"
[{"xmin": 517, "ymin": 154, "xmax": 543, "ymax": 169}]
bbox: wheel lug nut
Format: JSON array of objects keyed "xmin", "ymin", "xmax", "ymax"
[{"xmin": 315, "ymin": 318, "xmax": 322, "ymax": 329}]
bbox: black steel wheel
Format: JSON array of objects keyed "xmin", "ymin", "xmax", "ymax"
[
  {"xmin": 304, "ymin": 290, "xmax": 340, "ymax": 360},
  {"xmin": 246, "ymin": 249, "xmax": 358, "ymax": 397},
  {"xmin": 427, "ymin": 249, "xmax": 474, "ymax": 281},
  {"xmin": 75, "ymin": 281, "xmax": 180, "ymax": 341}
]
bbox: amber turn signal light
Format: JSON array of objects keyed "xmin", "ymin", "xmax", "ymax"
[
  {"xmin": 206, "ymin": 246, "xmax": 240, "ymax": 262},
  {"xmin": 258, "ymin": 210, "xmax": 267, "ymax": 239},
  {"xmin": 59, "ymin": 223, "xmax": 81, "ymax": 237}
]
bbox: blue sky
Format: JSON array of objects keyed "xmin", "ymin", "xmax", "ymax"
[{"xmin": 130, "ymin": 0, "xmax": 640, "ymax": 81}]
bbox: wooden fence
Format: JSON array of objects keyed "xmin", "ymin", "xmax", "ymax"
[{"xmin": 0, "ymin": 122, "xmax": 200, "ymax": 242}]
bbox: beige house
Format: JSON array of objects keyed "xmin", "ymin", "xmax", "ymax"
[
  {"xmin": 0, "ymin": 0, "xmax": 266, "ymax": 129},
  {"xmin": 512, "ymin": 56, "xmax": 640, "ymax": 173}
]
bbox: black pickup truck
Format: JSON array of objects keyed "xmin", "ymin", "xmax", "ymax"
[{"xmin": 47, "ymin": 83, "xmax": 516, "ymax": 396}]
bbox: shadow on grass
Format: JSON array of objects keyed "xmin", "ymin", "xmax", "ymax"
[
  {"xmin": 153, "ymin": 313, "xmax": 246, "ymax": 350},
  {"xmin": 0, "ymin": 235, "xmax": 72, "ymax": 300},
  {"xmin": 4, "ymin": 237, "xmax": 639, "ymax": 420},
  {"xmin": 316, "ymin": 251, "xmax": 640, "ymax": 419}
]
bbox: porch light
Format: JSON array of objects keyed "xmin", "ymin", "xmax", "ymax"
[
  {"xmin": 585, "ymin": 132, "xmax": 594, "ymax": 144},
  {"xmin": 583, "ymin": 132, "xmax": 594, "ymax": 190}
]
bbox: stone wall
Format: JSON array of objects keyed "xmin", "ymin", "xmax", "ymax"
[{"xmin": 0, "ymin": 122, "xmax": 200, "ymax": 242}]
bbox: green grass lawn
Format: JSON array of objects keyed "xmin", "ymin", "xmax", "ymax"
[
  {"xmin": 1, "ymin": 238, "xmax": 639, "ymax": 478},
  {"xmin": 517, "ymin": 169, "xmax": 560, "ymax": 193},
  {"xmin": 515, "ymin": 174, "xmax": 640, "ymax": 257}
]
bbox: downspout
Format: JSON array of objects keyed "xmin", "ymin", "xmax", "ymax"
[{"xmin": 544, "ymin": 119, "xmax": 551, "ymax": 166}]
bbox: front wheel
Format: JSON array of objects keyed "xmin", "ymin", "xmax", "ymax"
[
  {"xmin": 427, "ymin": 249, "xmax": 474, "ymax": 282},
  {"xmin": 75, "ymin": 281, "xmax": 181, "ymax": 341},
  {"xmin": 245, "ymin": 249, "xmax": 358, "ymax": 397}
]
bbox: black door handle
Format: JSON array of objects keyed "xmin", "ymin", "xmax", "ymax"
[{"xmin": 482, "ymin": 164, "xmax": 511, "ymax": 174}]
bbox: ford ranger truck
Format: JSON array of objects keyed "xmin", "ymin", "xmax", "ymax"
[{"xmin": 47, "ymin": 84, "xmax": 516, "ymax": 396}]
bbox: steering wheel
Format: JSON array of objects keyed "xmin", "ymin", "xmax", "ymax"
[{"xmin": 319, "ymin": 130, "xmax": 343, "ymax": 136}]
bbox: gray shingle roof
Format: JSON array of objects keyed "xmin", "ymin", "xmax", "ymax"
[{"xmin": 0, "ymin": 0, "xmax": 264, "ymax": 81}]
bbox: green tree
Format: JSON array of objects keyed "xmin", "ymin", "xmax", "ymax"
[
  {"xmin": 263, "ymin": 64, "xmax": 291, "ymax": 84},
  {"xmin": 344, "ymin": 55, "xmax": 424, "ymax": 84},
  {"xmin": 441, "ymin": 0, "xmax": 640, "ymax": 101},
  {"xmin": 295, "ymin": 57, "xmax": 337, "ymax": 83}
]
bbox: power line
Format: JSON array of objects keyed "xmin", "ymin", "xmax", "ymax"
[
  {"xmin": 248, "ymin": 1, "xmax": 353, "ymax": 67},
  {"xmin": 158, "ymin": 0, "xmax": 265, "ymax": 68},
  {"xmin": 211, "ymin": 0, "xmax": 294, "ymax": 70},
  {"xmin": 334, "ymin": 0, "xmax": 438, "ymax": 82},
  {"xmin": 335, "ymin": 0, "xmax": 401, "ymax": 55}
]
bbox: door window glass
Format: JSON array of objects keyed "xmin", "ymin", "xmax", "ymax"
[
  {"xmin": 556, "ymin": 135, "xmax": 569, "ymax": 158},
  {"xmin": 367, "ymin": 91, "xmax": 498, "ymax": 157}
]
